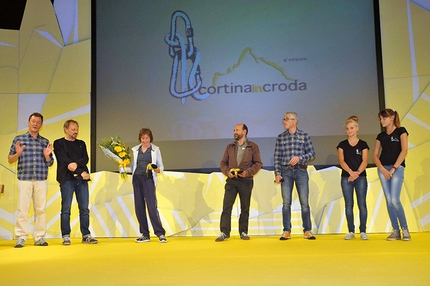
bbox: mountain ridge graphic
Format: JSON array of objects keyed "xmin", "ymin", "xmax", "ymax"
[{"xmin": 211, "ymin": 47, "xmax": 295, "ymax": 86}]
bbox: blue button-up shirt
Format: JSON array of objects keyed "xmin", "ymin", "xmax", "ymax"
[
  {"xmin": 274, "ymin": 128, "xmax": 316, "ymax": 176},
  {"xmin": 9, "ymin": 132, "xmax": 54, "ymax": 181}
]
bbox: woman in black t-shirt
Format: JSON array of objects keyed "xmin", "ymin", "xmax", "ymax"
[
  {"xmin": 337, "ymin": 116, "xmax": 369, "ymax": 240},
  {"xmin": 372, "ymin": 108, "xmax": 410, "ymax": 241}
]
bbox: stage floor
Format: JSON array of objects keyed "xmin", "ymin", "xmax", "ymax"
[{"xmin": 1, "ymin": 233, "xmax": 429, "ymax": 285}]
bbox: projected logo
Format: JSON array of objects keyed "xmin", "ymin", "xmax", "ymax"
[
  {"xmin": 165, "ymin": 11, "xmax": 210, "ymax": 105},
  {"xmin": 165, "ymin": 10, "xmax": 307, "ymax": 104},
  {"xmin": 205, "ymin": 47, "xmax": 306, "ymax": 95}
]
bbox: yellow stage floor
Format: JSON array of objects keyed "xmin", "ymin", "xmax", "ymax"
[{"xmin": 1, "ymin": 233, "xmax": 429, "ymax": 285}]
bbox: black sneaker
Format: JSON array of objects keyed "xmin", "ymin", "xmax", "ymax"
[
  {"xmin": 82, "ymin": 235, "xmax": 98, "ymax": 244},
  {"xmin": 135, "ymin": 236, "xmax": 150, "ymax": 243},
  {"xmin": 158, "ymin": 235, "xmax": 167, "ymax": 243},
  {"xmin": 240, "ymin": 232, "xmax": 250, "ymax": 240},
  {"xmin": 215, "ymin": 232, "xmax": 229, "ymax": 242}
]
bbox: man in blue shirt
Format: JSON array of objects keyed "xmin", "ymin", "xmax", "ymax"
[
  {"xmin": 8, "ymin": 112, "xmax": 54, "ymax": 248},
  {"xmin": 274, "ymin": 112, "xmax": 316, "ymax": 240}
]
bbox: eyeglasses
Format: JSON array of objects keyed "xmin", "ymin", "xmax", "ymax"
[{"xmin": 282, "ymin": 118, "xmax": 296, "ymax": 122}]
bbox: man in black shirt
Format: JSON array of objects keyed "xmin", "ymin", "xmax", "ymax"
[{"xmin": 54, "ymin": 120, "xmax": 98, "ymax": 245}]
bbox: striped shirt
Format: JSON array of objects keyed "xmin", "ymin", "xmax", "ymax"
[
  {"xmin": 9, "ymin": 132, "xmax": 54, "ymax": 181},
  {"xmin": 274, "ymin": 129, "xmax": 316, "ymax": 176}
]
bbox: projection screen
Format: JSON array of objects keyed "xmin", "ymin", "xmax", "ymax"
[{"xmin": 95, "ymin": 0, "xmax": 382, "ymax": 172}]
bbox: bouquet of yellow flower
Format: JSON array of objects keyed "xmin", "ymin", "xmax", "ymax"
[{"xmin": 98, "ymin": 136, "xmax": 131, "ymax": 180}]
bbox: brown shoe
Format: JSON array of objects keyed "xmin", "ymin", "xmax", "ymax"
[
  {"xmin": 280, "ymin": 231, "xmax": 291, "ymax": 240},
  {"xmin": 304, "ymin": 231, "xmax": 316, "ymax": 240}
]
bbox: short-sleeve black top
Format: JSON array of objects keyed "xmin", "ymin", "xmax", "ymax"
[
  {"xmin": 337, "ymin": 139, "xmax": 369, "ymax": 177},
  {"xmin": 376, "ymin": 127, "xmax": 408, "ymax": 167}
]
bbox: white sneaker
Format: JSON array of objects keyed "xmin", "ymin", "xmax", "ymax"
[
  {"xmin": 344, "ymin": 232, "xmax": 355, "ymax": 240},
  {"xmin": 14, "ymin": 237, "xmax": 26, "ymax": 248},
  {"xmin": 360, "ymin": 232, "xmax": 369, "ymax": 240}
]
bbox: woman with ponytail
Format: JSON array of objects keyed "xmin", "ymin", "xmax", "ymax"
[
  {"xmin": 373, "ymin": 109, "xmax": 411, "ymax": 241},
  {"xmin": 337, "ymin": 116, "xmax": 369, "ymax": 240}
]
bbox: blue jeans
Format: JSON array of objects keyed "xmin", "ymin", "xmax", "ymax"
[
  {"xmin": 341, "ymin": 176, "xmax": 368, "ymax": 233},
  {"xmin": 378, "ymin": 165, "xmax": 408, "ymax": 230},
  {"xmin": 60, "ymin": 180, "xmax": 90, "ymax": 237},
  {"xmin": 280, "ymin": 166, "xmax": 312, "ymax": 232}
]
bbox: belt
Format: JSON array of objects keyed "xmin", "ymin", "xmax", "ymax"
[{"xmin": 287, "ymin": 164, "xmax": 307, "ymax": 169}]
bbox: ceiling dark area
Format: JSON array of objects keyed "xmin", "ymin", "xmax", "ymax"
[
  {"xmin": 0, "ymin": 0, "xmax": 27, "ymax": 30},
  {"xmin": 0, "ymin": 0, "xmax": 55, "ymax": 30}
]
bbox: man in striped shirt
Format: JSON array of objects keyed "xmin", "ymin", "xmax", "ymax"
[
  {"xmin": 274, "ymin": 112, "xmax": 316, "ymax": 240},
  {"xmin": 8, "ymin": 112, "xmax": 54, "ymax": 248}
]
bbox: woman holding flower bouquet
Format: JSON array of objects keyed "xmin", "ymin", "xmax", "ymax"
[{"xmin": 131, "ymin": 128, "xmax": 167, "ymax": 243}]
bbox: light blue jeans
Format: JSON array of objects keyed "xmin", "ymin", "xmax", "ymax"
[
  {"xmin": 341, "ymin": 176, "xmax": 368, "ymax": 233},
  {"xmin": 378, "ymin": 165, "xmax": 408, "ymax": 230},
  {"xmin": 280, "ymin": 166, "xmax": 312, "ymax": 232}
]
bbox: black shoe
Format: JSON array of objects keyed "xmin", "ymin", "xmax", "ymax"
[
  {"xmin": 135, "ymin": 236, "xmax": 150, "ymax": 243},
  {"xmin": 215, "ymin": 232, "xmax": 229, "ymax": 242},
  {"xmin": 240, "ymin": 232, "xmax": 250, "ymax": 240}
]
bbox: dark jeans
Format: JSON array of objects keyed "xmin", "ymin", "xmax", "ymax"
[
  {"xmin": 132, "ymin": 174, "xmax": 165, "ymax": 237},
  {"xmin": 220, "ymin": 178, "xmax": 253, "ymax": 236},
  {"xmin": 60, "ymin": 180, "xmax": 90, "ymax": 237},
  {"xmin": 341, "ymin": 176, "xmax": 368, "ymax": 233}
]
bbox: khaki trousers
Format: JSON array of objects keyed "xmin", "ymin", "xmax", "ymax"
[{"xmin": 15, "ymin": 180, "xmax": 47, "ymax": 241}]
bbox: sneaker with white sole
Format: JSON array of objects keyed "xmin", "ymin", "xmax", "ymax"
[
  {"xmin": 135, "ymin": 236, "xmax": 150, "ymax": 243},
  {"xmin": 62, "ymin": 236, "xmax": 71, "ymax": 246},
  {"xmin": 14, "ymin": 237, "xmax": 26, "ymax": 248},
  {"xmin": 158, "ymin": 235, "xmax": 167, "ymax": 243},
  {"xmin": 360, "ymin": 232, "xmax": 369, "ymax": 240},
  {"xmin": 82, "ymin": 235, "xmax": 98, "ymax": 244},
  {"xmin": 344, "ymin": 232, "xmax": 355, "ymax": 240}
]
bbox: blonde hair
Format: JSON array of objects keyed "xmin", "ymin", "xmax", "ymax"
[{"xmin": 345, "ymin": 115, "xmax": 359, "ymax": 128}]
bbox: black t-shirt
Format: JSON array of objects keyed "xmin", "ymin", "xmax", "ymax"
[
  {"xmin": 337, "ymin": 139, "xmax": 369, "ymax": 177},
  {"xmin": 376, "ymin": 127, "xmax": 408, "ymax": 167}
]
